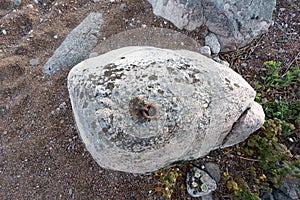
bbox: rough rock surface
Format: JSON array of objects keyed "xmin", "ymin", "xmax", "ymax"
[
  {"xmin": 204, "ymin": 162, "xmax": 221, "ymax": 183},
  {"xmin": 44, "ymin": 12, "xmax": 103, "ymax": 74},
  {"xmin": 147, "ymin": 0, "xmax": 276, "ymax": 52},
  {"xmin": 205, "ymin": 33, "xmax": 220, "ymax": 54},
  {"xmin": 186, "ymin": 167, "xmax": 217, "ymax": 197},
  {"xmin": 261, "ymin": 180, "xmax": 300, "ymax": 200},
  {"xmin": 67, "ymin": 46, "xmax": 264, "ymax": 173},
  {"xmin": 221, "ymin": 101, "xmax": 265, "ymax": 148},
  {"xmin": 199, "ymin": 46, "xmax": 211, "ymax": 57}
]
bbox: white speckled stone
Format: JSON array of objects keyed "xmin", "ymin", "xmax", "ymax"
[
  {"xmin": 147, "ymin": 0, "xmax": 275, "ymax": 52},
  {"xmin": 67, "ymin": 46, "xmax": 264, "ymax": 173}
]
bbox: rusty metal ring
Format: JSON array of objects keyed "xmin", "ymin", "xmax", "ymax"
[{"xmin": 140, "ymin": 104, "xmax": 158, "ymax": 120}]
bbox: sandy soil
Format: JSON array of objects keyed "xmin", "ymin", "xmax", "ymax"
[{"xmin": 0, "ymin": 0, "xmax": 299, "ymax": 199}]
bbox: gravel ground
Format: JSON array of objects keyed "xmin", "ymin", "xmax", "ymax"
[{"xmin": 0, "ymin": 0, "xmax": 299, "ymax": 199}]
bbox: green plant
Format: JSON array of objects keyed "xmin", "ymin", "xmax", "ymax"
[
  {"xmin": 154, "ymin": 167, "xmax": 182, "ymax": 199},
  {"xmin": 254, "ymin": 61, "xmax": 300, "ymax": 125},
  {"xmin": 224, "ymin": 172, "xmax": 261, "ymax": 200},
  {"xmin": 260, "ymin": 99, "xmax": 300, "ymax": 125},
  {"xmin": 255, "ymin": 61, "xmax": 300, "ymax": 92},
  {"xmin": 244, "ymin": 118, "xmax": 296, "ymax": 187},
  {"xmin": 242, "ymin": 60, "xmax": 300, "ymax": 192}
]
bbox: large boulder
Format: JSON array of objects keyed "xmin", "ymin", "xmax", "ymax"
[
  {"xmin": 68, "ymin": 46, "xmax": 264, "ymax": 173},
  {"xmin": 147, "ymin": 0, "xmax": 276, "ymax": 52}
]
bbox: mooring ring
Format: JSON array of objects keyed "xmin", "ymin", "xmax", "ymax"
[{"xmin": 140, "ymin": 104, "xmax": 158, "ymax": 120}]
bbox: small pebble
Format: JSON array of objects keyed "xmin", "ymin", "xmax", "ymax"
[
  {"xmin": 15, "ymin": 0, "xmax": 22, "ymax": 6},
  {"xmin": 68, "ymin": 188, "xmax": 73, "ymax": 195},
  {"xmin": 278, "ymin": 48, "xmax": 286, "ymax": 54},
  {"xmin": 279, "ymin": 8, "xmax": 285, "ymax": 12},
  {"xmin": 119, "ymin": 3, "xmax": 126, "ymax": 9},
  {"xmin": 30, "ymin": 58, "xmax": 40, "ymax": 66},
  {"xmin": 50, "ymin": 110, "xmax": 55, "ymax": 116},
  {"xmin": 205, "ymin": 33, "xmax": 220, "ymax": 54},
  {"xmin": 288, "ymin": 137, "xmax": 294, "ymax": 143},
  {"xmin": 33, "ymin": 0, "xmax": 38, "ymax": 4},
  {"xmin": 204, "ymin": 162, "xmax": 221, "ymax": 183},
  {"xmin": 199, "ymin": 46, "xmax": 211, "ymax": 57},
  {"xmin": 241, "ymin": 62, "xmax": 247, "ymax": 67},
  {"xmin": 53, "ymin": 35, "xmax": 58, "ymax": 39},
  {"xmin": 2, "ymin": 29, "xmax": 7, "ymax": 35}
]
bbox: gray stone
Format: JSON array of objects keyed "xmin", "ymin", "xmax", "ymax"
[
  {"xmin": 186, "ymin": 167, "xmax": 217, "ymax": 197},
  {"xmin": 147, "ymin": 0, "xmax": 276, "ymax": 52},
  {"xmin": 204, "ymin": 162, "xmax": 221, "ymax": 183},
  {"xmin": 15, "ymin": 0, "xmax": 21, "ymax": 6},
  {"xmin": 205, "ymin": 33, "xmax": 220, "ymax": 54},
  {"xmin": 279, "ymin": 182, "xmax": 300, "ymax": 200},
  {"xmin": 260, "ymin": 180, "xmax": 300, "ymax": 200},
  {"xmin": 44, "ymin": 12, "xmax": 103, "ymax": 74},
  {"xmin": 68, "ymin": 188, "xmax": 73, "ymax": 196},
  {"xmin": 67, "ymin": 46, "xmax": 264, "ymax": 173},
  {"xmin": 199, "ymin": 46, "xmax": 211, "ymax": 57},
  {"xmin": 2, "ymin": 29, "xmax": 7, "ymax": 35},
  {"xmin": 241, "ymin": 62, "xmax": 247, "ymax": 67},
  {"xmin": 221, "ymin": 102, "xmax": 265, "ymax": 148},
  {"xmin": 29, "ymin": 58, "xmax": 40, "ymax": 66},
  {"xmin": 119, "ymin": 3, "xmax": 126, "ymax": 10},
  {"xmin": 273, "ymin": 189, "xmax": 293, "ymax": 200},
  {"xmin": 201, "ymin": 194, "xmax": 214, "ymax": 200},
  {"xmin": 261, "ymin": 190, "xmax": 275, "ymax": 200}
]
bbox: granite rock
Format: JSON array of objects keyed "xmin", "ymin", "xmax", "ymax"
[
  {"xmin": 68, "ymin": 46, "xmax": 264, "ymax": 173},
  {"xmin": 44, "ymin": 12, "xmax": 103, "ymax": 74},
  {"xmin": 147, "ymin": 0, "xmax": 276, "ymax": 52},
  {"xmin": 199, "ymin": 46, "xmax": 211, "ymax": 57},
  {"xmin": 186, "ymin": 167, "xmax": 217, "ymax": 197},
  {"xmin": 204, "ymin": 162, "xmax": 221, "ymax": 183},
  {"xmin": 205, "ymin": 33, "xmax": 220, "ymax": 54}
]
